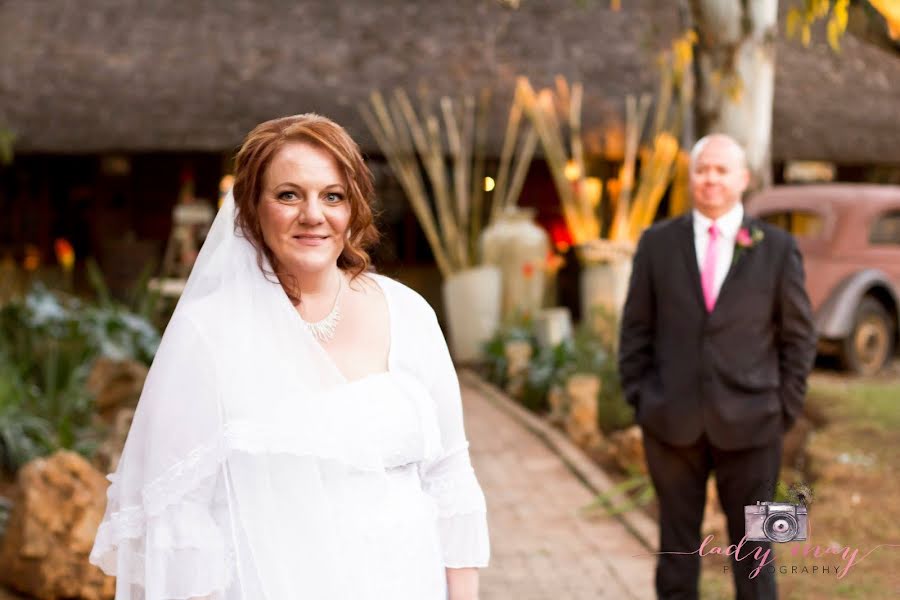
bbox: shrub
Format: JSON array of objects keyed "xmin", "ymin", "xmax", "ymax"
[
  {"xmin": 0, "ymin": 283, "xmax": 160, "ymax": 475},
  {"xmin": 481, "ymin": 305, "xmax": 635, "ymax": 432}
]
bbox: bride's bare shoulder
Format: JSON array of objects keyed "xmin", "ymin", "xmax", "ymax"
[
  {"xmin": 355, "ymin": 272, "xmax": 434, "ymax": 313},
  {"xmin": 349, "ymin": 271, "xmax": 385, "ymax": 295}
]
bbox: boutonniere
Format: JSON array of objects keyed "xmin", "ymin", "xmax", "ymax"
[{"xmin": 733, "ymin": 225, "xmax": 764, "ymax": 264}]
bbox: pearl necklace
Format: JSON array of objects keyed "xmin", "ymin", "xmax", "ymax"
[{"xmin": 301, "ymin": 272, "xmax": 343, "ymax": 343}]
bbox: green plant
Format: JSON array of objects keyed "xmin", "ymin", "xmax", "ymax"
[
  {"xmin": 581, "ymin": 472, "xmax": 656, "ymax": 517},
  {"xmin": 0, "ymin": 495, "xmax": 11, "ymax": 540},
  {"xmin": 595, "ymin": 356, "xmax": 634, "ymax": 434},
  {"xmin": 0, "ymin": 283, "xmax": 160, "ymax": 475},
  {"xmin": 482, "ymin": 304, "xmax": 634, "ymax": 430},
  {"xmin": 520, "ymin": 340, "xmax": 576, "ymax": 412},
  {"xmin": 574, "ymin": 306, "xmax": 635, "ymax": 433},
  {"xmin": 0, "ymin": 352, "xmax": 52, "ymax": 473},
  {"xmin": 86, "ymin": 256, "xmax": 164, "ymax": 329},
  {"xmin": 481, "ymin": 315, "xmax": 536, "ymax": 388}
]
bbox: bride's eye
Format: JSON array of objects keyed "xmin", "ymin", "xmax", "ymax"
[
  {"xmin": 278, "ymin": 191, "xmax": 298, "ymax": 201},
  {"xmin": 325, "ymin": 192, "xmax": 345, "ymax": 203}
]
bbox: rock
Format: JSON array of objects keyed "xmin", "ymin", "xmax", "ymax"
[
  {"xmin": 0, "ymin": 587, "xmax": 30, "ymax": 600},
  {"xmin": 0, "ymin": 451, "xmax": 114, "ymax": 600},
  {"xmin": 564, "ymin": 373, "xmax": 602, "ymax": 449},
  {"xmin": 86, "ymin": 358, "xmax": 147, "ymax": 422},
  {"xmin": 503, "ymin": 340, "xmax": 532, "ymax": 379},
  {"xmin": 547, "ymin": 385, "xmax": 567, "ymax": 425},
  {"xmin": 607, "ymin": 425, "xmax": 647, "ymax": 475},
  {"xmin": 503, "ymin": 340, "xmax": 533, "ymax": 398},
  {"xmin": 92, "ymin": 408, "xmax": 135, "ymax": 474}
]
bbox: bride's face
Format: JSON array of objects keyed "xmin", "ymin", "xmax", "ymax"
[{"xmin": 258, "ymin": 141, "xmax": 352, "ymax": 276}]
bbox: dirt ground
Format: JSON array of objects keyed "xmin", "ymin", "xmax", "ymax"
[{"xmin": 700, "ymin": 361, "xmax": 900, "ymax": 599}]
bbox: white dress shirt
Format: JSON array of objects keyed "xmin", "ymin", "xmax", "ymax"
[{"xmin": 693, "ymin": 202, "xmax": 744, "ymax": 300}]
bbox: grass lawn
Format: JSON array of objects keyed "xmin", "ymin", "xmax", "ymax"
[{"xmin": 700, "ymin": 371, "xmax": 900, "ymax": 599}]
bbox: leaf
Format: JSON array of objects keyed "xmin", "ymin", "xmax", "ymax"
[
  {"xmin": 581, "ymin": 475, "xmax": 656, "ymax": 517},
  {"xmin": 827, "ymin": 19, "xmax": 841, "ymax": 52},
  {"xmin": 801, "ymin": 24, "xmax": 812, "ymax": 47},
  {"xmin": 869, "ymin": 0, "xmax": 900, "ymax": 40},
  {"xmin": 85, "ymin": 258, "xmax": 112, "ymax": 308},
  {"xmin": 588, "ymin": 474, "xmax": 651, "ymax": 502},
  {"xmin": 834, "ymin": 0, "xmax": 849, "ymax": 30},
  {"xmin": 786, "ymin": 9, "xmax": 802, "ymax": 38}
]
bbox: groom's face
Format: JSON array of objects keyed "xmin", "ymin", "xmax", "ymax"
[{"xmin": 689, "ymin": 138, "xmax": 749, "ymax": 219}]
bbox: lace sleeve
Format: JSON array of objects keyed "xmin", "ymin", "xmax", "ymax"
[
  {"xmin": 89, "ymin": 314, "xmax": 234, "ymax": 599},
  {"xmin": 418, "ymin": 307, "xmax": 490, "ymax": 568}
]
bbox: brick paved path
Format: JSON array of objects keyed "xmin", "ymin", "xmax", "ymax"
[
  {"xmin": 0, "ymin": 374, "xmax": 657, "ymax": 600},
  {"xmin": 461, "ymin": 374, "xmax": 656, "ymax": 600}
]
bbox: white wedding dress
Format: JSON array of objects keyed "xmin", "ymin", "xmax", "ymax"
[{"xmin": 89, "ymin": 193, "xmax": 490, "ymax": 600}]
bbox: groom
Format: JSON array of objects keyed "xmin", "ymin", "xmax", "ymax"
[{"xmin": 618, "ymin": 134, "xmax": 817, "ymax": 599}]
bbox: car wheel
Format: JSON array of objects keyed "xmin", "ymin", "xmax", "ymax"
[{"xmin": 840, "ymin": 297, "xmax": 895, "ymax": 376}]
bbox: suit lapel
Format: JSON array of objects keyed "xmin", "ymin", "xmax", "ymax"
[
  {"xmin": 678, "ymin": 214, "xmax": 706, "ymax": 310},
  {"xmin": 715, "ymin": 214, "xmax": 754, "ymax": 308}
]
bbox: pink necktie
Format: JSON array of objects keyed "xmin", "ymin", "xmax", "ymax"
[{"xmin": 701, "ymin": 223, "xmax": 719, "ymax": 312}]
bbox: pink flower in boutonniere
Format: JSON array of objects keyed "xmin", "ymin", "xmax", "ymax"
[{"xmin": 733, "ymin": 225, "xmax": 764, "ymax": 263}]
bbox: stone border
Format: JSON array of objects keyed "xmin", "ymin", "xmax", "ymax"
[{"xmin": 460, "ymin": 369, "xmax": 660, "ymax": 552}]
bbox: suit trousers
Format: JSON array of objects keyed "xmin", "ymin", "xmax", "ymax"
[{"xmin": 642, "ymin": 429, "xmax": 783, "ymax": 600}]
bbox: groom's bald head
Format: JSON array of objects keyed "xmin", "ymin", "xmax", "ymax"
[
  {"xmin": 690, "ymin": 134, "xmax": 747, "ymax": 170},
  {"xmin": 689, "ymin": 134, "xmax": 750, "ymax": 220}
]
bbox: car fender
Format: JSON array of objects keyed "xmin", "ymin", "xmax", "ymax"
[{"xmin": 815, "ymin": 269, "xmax": 900, "ymax": 339}]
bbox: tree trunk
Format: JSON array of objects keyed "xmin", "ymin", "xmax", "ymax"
[{"xmin": 689, "ymin": 0, "xmax": 778, "ymax": 190}]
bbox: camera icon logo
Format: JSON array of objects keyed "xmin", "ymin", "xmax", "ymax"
[{"xmin": 744, "ymin": 501, "xmax": 808, "ymax": 543}]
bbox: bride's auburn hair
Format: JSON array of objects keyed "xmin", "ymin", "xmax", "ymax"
[{"xmin": 232, "ymin": 113, "xmax": 379, "ymax": 291}]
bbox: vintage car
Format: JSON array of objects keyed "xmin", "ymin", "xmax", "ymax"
[{"xmin": 744, "ymin": 184, "xmax": 900, "ymax": 376}]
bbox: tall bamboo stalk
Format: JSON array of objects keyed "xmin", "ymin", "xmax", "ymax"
[
  {"xmin": 521, "ymin": 33, "xmax": 691, "ymax": 253},
  {"xmin": 361, "ymin": 86, "xmax": 537, "ymax": 276},
  {"xmin": 361, "ymin": 93, "xmax": 453, "ymax": 276},
  {"xmin": 668, "ymin": 150, "xmax": 691, "ymax": 216},
  {"xmin": 469, "ymin": 89, "xmax": 491, "ymax": 262},
  {"xmin": 609, "ymin": 94, "xmax": 651, "ymax": 243},
  {"xmin": 518, "ymin": 76, "xmax": 602, "ymax": 246}
]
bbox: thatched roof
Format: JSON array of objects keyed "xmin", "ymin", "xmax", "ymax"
[{"xmin": 1, "ymin": 0, "xmax": 899, "ymax": 164}]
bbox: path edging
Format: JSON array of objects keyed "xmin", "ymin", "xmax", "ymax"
[{"xmin": 460, "ymin": 369, "xmax": 659, "ymax": 552}]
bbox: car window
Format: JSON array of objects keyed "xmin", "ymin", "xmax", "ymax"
[
  {"xmin": 869, "ymin": 210, "xmax": 900, "ymax": 245},
  {"xmin": 759, "ymin": 210, "xmax": 825, "ymax": 238}
]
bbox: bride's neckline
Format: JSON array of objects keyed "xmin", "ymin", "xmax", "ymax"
[{"xmin": 303, "ymin": 272, "xmax": 395, "ymax": 385}]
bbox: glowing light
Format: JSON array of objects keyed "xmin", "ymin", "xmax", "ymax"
[
  {"xmin": 583, "ymin": 177, "xmax": 602, "ymax": 207},
  {"xmin": 564, "ymin": 160, "xmax": 581, "ymax": 181},
  {"xmin": 23, "ymin": 245, "xmax": 41, "ymax": 272},
  {"xmin": 219, "ymin": 174, "xmax": 235, "ymax": 208},
  {"xmin": 219, "ymin": 174, "xmax": 235, "ymax": 194},
  {"xmin": 484, "ymin": 176, "xmax": 496, "ymax": 192},
  {"xmin": 54, "ymin": 238, "xmax": 75, "ymax": 271}
]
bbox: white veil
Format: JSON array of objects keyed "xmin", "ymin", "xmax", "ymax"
[{"xmin": 90, "ymin": 191, "xmax": 434, "ymax": 599}]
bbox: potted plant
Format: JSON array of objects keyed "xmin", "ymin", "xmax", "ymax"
[
  {"xmin": 517, "ymin": 33, "xmax": 695, "ymax": 328},
  {"xmin": 361, "ymin": 87, "xmax": 538, "ymax": 361}
]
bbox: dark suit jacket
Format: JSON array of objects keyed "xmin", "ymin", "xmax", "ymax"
[{"xmin": 617, "ymin": 211, "xmax": 818, "ymax": 450}]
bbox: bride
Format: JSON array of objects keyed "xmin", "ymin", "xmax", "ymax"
[{"xmin": 90, "ymin": 114, "xmax": 490, "ymax": 599}]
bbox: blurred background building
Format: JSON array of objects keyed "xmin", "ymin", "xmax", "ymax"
[{"xmin": 1, "ymin": 0, "xmax": 899, "ymax": 304}]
